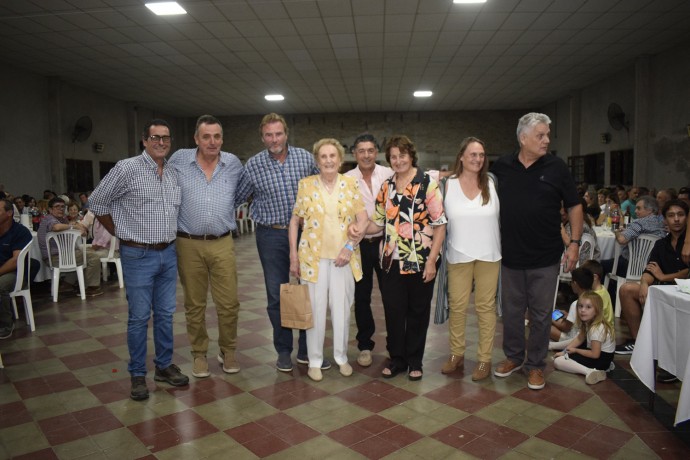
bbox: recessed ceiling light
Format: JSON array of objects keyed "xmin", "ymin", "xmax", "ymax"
[
  {"xmin": 265, "ymin": 94, "xmax": 285, "ymax": 101},
  {"xmin": 413, "ymin": 91, "xmax": 433, "ymax": 98},
  {"xmin": 453, "ymin": 0, "xmax": 487, "ymax": 4},
  {"xmin": 145, "ymin": 2, "xmax": 187, "ymax": 16}
]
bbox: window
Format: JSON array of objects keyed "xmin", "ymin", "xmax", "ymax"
[
  {"xmin": 65, "ymin": 159, "xmax": 93, "ymax": 193},
  {"xmin": 610, "ymin": 149, "xmax": 633, "ymax": 185},
  {"xmin": 569, "ymin": 153, "xmax": 604, "ymax": 185},
  {"xmin": 99, "ymin": 161, "xmax": 117, "ymax": 180}
]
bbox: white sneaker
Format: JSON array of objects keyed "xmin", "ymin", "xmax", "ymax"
[
  {"xmin": 339, "ymin": 362, "xmax": 353, "ymax": 377},
  {"xmin": 586, "ymin": 370, "xmax": 607, "ymax": 385},
  {"xmin": 307, "ymin": 367, "xmax": 323, "ymax": 382},
  {"xmin": 357, "ymin": 350, "xmax": 372, "ymax": 367}
]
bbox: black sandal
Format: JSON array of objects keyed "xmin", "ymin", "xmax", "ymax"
[
  {"xmin": 408, "ymin": 369, "xmax": 423, "ymax": 381},
  {"xmin": 382, "ymin": 364, "xmax": 406, "ymax": 379}
]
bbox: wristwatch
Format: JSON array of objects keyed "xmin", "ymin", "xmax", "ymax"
[{"xmin": 569, "ymin": 239, "xmax": 582, "ymax": 246}]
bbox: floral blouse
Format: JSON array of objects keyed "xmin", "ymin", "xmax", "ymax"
[
  {"xmin": 292, "ymin": 174, "xmax": 365, "ymax": 283},
  {"xmin": 373, "ymin": 169, "xmax": 447, "ymax": 274}
]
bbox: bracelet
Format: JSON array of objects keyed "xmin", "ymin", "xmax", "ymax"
[
  {"xmin": 344, "ymin": 243, "xmax": 354, "ymax": 251},
  {"xmin": 569, "ymin": 239, "xmax": 581, "ymax": 246}
]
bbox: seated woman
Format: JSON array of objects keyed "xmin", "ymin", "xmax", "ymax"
[
  {"xmin": 596, "ymin": 192, "xmax": 620, "ymax": 226},
  {"xmin": 67, "ymin": 201, "xmax": 82, "ymax": 223},
  {"xmin": 561, "ymin": 198, "xmax": 600, "ymax": 265},
  {"xmin": 289, "ymin": 138, "xmax": 367, "ymax": 382},
  {"xmin": 583, "ymin": 189, "xmax": 601, "ymax": 221}
]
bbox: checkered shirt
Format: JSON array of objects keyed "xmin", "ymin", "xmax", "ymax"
[{"xmin": 88, "ymin": 151, "xmax": 179, "ymax": 244}]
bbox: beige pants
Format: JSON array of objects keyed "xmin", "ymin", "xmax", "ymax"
[
  {"xmin": 48, "ymin": 248, "xmax": 102, "ymax": 287},
  {"xmin": 447, "ymin": 260, "xmax": 500, "ymax": 362}
]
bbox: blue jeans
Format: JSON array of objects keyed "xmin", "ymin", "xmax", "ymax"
[
  {"xmin": 120, "ymin": 244, "xmax": 178, "ymax": 376},
  {"xmin": 256, "ymin": 226, "xmax": 306, "ymax": 355}
]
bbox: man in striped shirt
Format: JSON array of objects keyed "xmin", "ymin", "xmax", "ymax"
[
  {"xmin": 169, "ymin": 115, "xmax": 243, "ymax": 378},
  {"xmin": 89, "ymin": 119, "xmax": 189, "ymax": 401},
  {"xmin": 235, "ymin": 113, "xmax": 328, "ymax": 372}
]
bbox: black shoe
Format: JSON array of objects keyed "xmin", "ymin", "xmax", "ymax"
[
  {"xmin": 657, "ymin": 369, "xmax": 679, "ymax": 384},
  {"xmin": 615, "ymin": 340, "xmax": 635, "ymax": 355},
  {"xmin": 0, "ymin": 323, "xmax": 14, "ymax": 340},
  {"xmin": 154, "ymin": 364, "xmax": 189, "ymax": 386},
  {"xmin": 130, "ymin": 376, "xmax": 149, "ymax": 400}
]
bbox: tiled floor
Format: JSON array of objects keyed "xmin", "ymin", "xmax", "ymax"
[{"xmin": 1, "ymin": 233, "xmax": 689, "ymax": 459}]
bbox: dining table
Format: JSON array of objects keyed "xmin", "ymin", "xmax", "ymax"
[
  {"xmin": 630, "ymin": 284, "xmax": 690, "ymax": 426},
  {"xmin": 29, "ymin": 231, "xmax": 52, "ymax": 283},
  {"xmin": 593, "ymin": 226, "xmax": 616, "ymax": 260}
]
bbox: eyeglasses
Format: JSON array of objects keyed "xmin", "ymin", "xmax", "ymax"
[{"xmin": 147, "ymin": 135, "xmax": 172, "ymax": 144}]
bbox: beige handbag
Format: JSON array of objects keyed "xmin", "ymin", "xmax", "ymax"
[{"xmin": 280, "ymin": 278, "xmax": 313, "ymax": 329}]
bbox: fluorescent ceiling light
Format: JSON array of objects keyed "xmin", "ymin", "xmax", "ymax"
[
  {"xmin": 453, "ymin": 0, "xmax": 487, "ymax": 4},
  {"xmin": 265, "ymin": 94, "xmax": 285, "ymax": 101},
  {"xmin": 145, "ymin": 2, "xmax": 187, "ymax": 15},
  {"xmin": 413, "ymin": 91, "xmax": 433, "ymax": 98}
]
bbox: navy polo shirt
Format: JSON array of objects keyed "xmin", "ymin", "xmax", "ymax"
[
  {"xmin": 0, "ymin": 221, "xmax": 32, "ymax": 266},
  {"xmin": 491, "ymin": 152, "xmax": 579, "ymax": 270}
]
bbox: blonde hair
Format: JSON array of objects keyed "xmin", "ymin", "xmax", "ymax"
[
  {"xmin": 576, "ymin": 291, "xmax": 614, "ymax": 342},
  {"xmin": 259, "ymin": 113, "xmax": 289, "ymax": 136},
  {"xmin": 312, "ymin": 138, "xmax": 345, "ymax": 163}
]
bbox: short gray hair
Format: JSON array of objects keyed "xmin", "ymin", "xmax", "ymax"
[
  {"xmin": 516, "ymin": 112, "xmax": 552, "ymax": 143},
  {"xmin": 637, "ymin": 195, "xmax": 658, "ymax": 214}
]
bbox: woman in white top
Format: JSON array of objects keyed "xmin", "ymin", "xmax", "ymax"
[{"xmin": 441, "ymin": 137, "xmax": 501, "ymax": 381}]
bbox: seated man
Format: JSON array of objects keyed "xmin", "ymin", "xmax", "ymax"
[
  {"xmin": 603, "ymin": 195, "xmax": 666, "ymax": 292},
  {"xmin": 0, "ymin": 199, "xmax": 33, "ymax": 338},
  {"xmin": 37, "ymin": 197, "xmax": 103, "ymax": 297},
  {"xmin": 616, "ymin": 199, "xmax": 689, "ymax": 358}
]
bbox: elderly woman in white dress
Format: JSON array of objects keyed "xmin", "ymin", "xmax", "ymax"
[{"xmin": 289, "ymin": 138, "xmax": 367, "ymax": 382}]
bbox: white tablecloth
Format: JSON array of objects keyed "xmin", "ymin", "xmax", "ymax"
[
  {"xmin": 594, "ymin": 227, "xmax": 616, "ymax": 260},
  {"xmin": 630, "ymin": 285, "xmax": 690, "ymax": 426}
]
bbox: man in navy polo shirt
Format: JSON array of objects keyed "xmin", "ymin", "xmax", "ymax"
[
  {"xmin": 0, "ymin": 199, "xmax": 32, "ymax": 339},
  {"xmin": 491, "ymin": 113, "xmax": 583, "ymax": 390}
]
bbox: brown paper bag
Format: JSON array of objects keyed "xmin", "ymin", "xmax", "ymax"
[{"xmin": 280, "ymin": 278, "xmax": 313, "ymax": 329}]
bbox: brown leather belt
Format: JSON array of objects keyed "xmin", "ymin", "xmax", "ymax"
[
  {"xmin": 176, "ymin": 230, "xmax": 231, "ymax": 240},
  {"xmin": 362, "ymin": 236, "xmax": 383, "ymax": 244},
  {"xmin": 120, "ymin": 240, "xmax": 174, "ymax": 250}
]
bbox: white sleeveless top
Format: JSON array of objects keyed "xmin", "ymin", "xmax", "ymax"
[{"xmin": 444, "ymin": 177, "xmax": 501, "ymax": 264}]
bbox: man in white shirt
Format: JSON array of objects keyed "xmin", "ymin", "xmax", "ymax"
[{"xmin": 345, "ymin": 134, "xmax": 393, "ymax": 367}]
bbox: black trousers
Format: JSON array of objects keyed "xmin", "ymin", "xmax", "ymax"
[
  {"xmin": 381, "ymin": 262, "xmax": 437, "ymax": 371},
  {"xmin": 354, "ymin": 239, "xmax": 383, "ymax": 351}
]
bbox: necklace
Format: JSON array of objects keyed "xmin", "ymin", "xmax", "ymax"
[{"xmin": 395, "ymin": 168, "xmax": 416, "ymax": 192}]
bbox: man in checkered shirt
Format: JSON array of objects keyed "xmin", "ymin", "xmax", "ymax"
[
  {"xmin": 89, "ymin": 119, "xmax": 189, "ymax": 401},
  {"xmin": 235, "ymin": 113, "xmax": 330, "ymax": 373}
]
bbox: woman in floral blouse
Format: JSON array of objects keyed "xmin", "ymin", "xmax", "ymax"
[
  {"xmin": 289, "ymin": 138, "xmax": 368, "ymax": 382},
  {"xmin": 357, "ymin": 135, "xmax": 447, "ymax": 381}
]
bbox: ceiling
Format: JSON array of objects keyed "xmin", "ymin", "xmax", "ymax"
[{"xmin": 1, "ymin": 0, "xmax": 689, "ymax": 116}]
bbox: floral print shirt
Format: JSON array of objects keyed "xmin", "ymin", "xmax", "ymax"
[
  {"xmin": 373, "ymin": 169, "xmax": 447, "ymax": 274},
  {"xmin": 292, "ymin": 174, "xmax": 365, "ymax": 283}
]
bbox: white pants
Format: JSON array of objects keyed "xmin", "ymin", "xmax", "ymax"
[{"xmin": 306, "ymin": 258, "xmax": 354, "ymax": 368}]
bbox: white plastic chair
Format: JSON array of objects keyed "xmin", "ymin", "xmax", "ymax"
[
  {"xmin": 236, "ymin": 202, "xmax": 249, "ymax": 234},
  {"xmin": 10, "ymin": 241, "xmax": 35, "ymax": 331},
  {"xmin": 554, "ymin": 233, "xmax": 597, "ymax": 306},
  {"xmin": 46, "ymin": 230, "xmax": 87, "ymax": 301},
  {"xmin": 100, "ymin": 235, "xmax": 123, "ymax": 288},
  {"xmin": 613, "ymin": 234, "xmax": 660, "ymax": 317}
]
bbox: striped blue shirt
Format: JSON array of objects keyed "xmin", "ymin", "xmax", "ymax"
[
  {"xmin": 169, "ymin": 148, "xmax": 243, "ymax": 235},
  {"xmin": 235, "ymin": 145, "xmax": 317, "ymax": 226},
  {"xmin": 89, "ymin": 151, "xmax": 180, "ymax": 244}
]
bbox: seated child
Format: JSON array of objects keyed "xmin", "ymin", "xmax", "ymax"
[
  {"xmin": 553, "ymin": 291, "xmax": 615, "ymax": 385},
  {"xmin": 549, "ymin": 267, "xmax": 593, "ymax": 351},
  {"xmin": 581, "ymin": 260, "xmax": 614, "ymax": 329}
]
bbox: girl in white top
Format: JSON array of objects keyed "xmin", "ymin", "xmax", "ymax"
[
  {"xmin": 441, "ymin": 137, "xmax": 501, "ymax": 381},
  {"xmin": 553, "ymin": 291, "xmax": 615, "ymax": 385}
]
